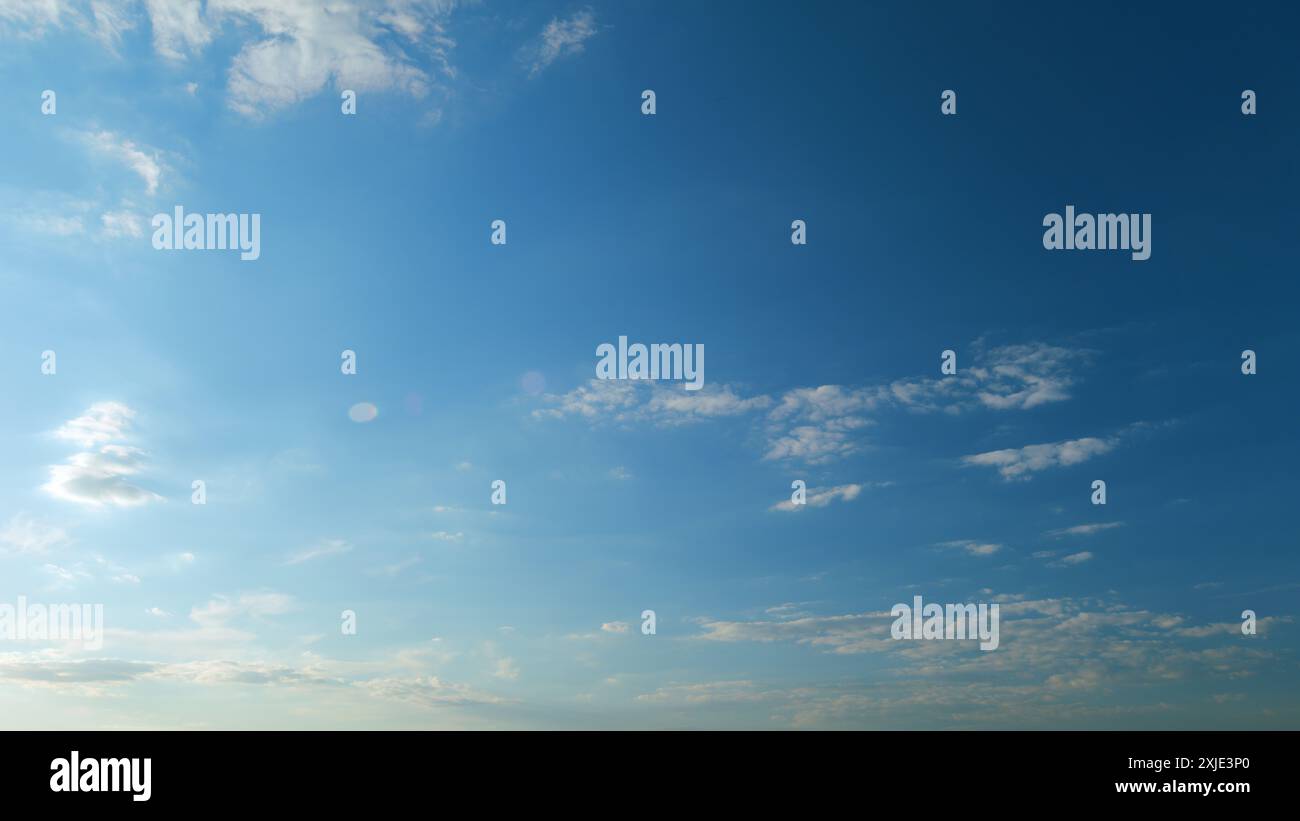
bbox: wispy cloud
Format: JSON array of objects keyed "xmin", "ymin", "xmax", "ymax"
[
  {"xmin": 0, "ymin": 514, "xmax": 70, "ymax": 555},
  {"xmin": 100, "ymin": 209, "xmax": 144, "ymax": 238},
  {"xmin": 78, "ymin": 130, "xmax": 163, "ymax": 195},
  {"xmin": 937, "ymin": 539, "xmax": 1004, "ymax": 557},
  {"xmin": 283, "ymin": 539, "xmax": 352, "ymax": 566},
  {"xmin": 3, "ymin": 0, "xmax": 460, "ymax": 119},
  {"xmin": 1046, "ymin": 522, "xmax": 1124, "ymax": 538},
  {"xmin": 537, "ymin": 341, "xmax": 1091, "ymax": 467},
  {"xmin": 770, "ymin": 483, "xmax": 871, "ymax": 512},
  {"xmin": 522, "ymin": 8, "xmax": 598, "ymax": 77},
  {"xmin": 1053, "ymin": 551, "xmax": 1094, "ymax": 566},
  {"xmin": 534, "ymin": 379, "xmax": 770, "ymax": 426}
]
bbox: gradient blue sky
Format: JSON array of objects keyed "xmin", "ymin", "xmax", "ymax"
[{"xmin": 0, "ymin": 0, "xmax": 1297, "ymax": 729}]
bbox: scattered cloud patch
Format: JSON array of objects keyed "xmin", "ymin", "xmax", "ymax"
[{"xmin": 963, "ymin": 436, "xmax": 1115, "ymax": 481}]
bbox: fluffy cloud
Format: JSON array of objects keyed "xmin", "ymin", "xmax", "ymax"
[
  {"xmin": 42, "ymin": 445, "xmax": 160, "ymax": 508},
  {"xmin": 52, "ymin": 401, "xmax": 136, "ymax": 448},
  {"xmin": 43, "ymin": 403, "xmax": 161, "ymax": 508}
]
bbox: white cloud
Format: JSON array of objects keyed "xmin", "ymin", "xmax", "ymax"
[
  {"xmin": 694, "ymin": 611, "xmax": 897, "ymax": 655},
  {"xmin": 356, "ymin": 674, "xmax": 503, "ymax": 707},
  {"xmin": 1050, "ymin": 550, "xmax": 1092, "ymax": 563},
  {"xmin": 535, "ymin": 340, "xmax": 1092, "ymax": 467},
  {"xmin": 534, "ymin": 380, "xmax": 770, "ymax": 427},
  {"xmin": 8, "ymin": 211, "xmax": 85, "ymax": 236},
  {"xmin": 600, "ymin": 621, "xmax": 630, "ymax": 634},
  {"xmin": 522, "ymin": 8, "xmax": 597, "ymax": 77},
  {"xmin": 763, "ymin": 343, "xmax": 1089, "ymax": 464},
  {"xmin": 1046, "ymin": 522, "xmax": 1124, "ymax": 538},
  {"xmin": 689, "ymin": 593, "xmax": 1289, "ymax": 719},
  {"xmin": 763, "ymin": 385, "xmax": 881, "ymax": 463},
  {"xmin": 3, "ymin": 1, "xmax": 459, "ymax": 118},
  {"xmin": 636, "ymin": 680, "xmax": 766, "ymax": 705},
  {"xmin": 43, "ymin": 403, "xmax": 161, "ymax": 508},
  {"xmin": 368, "ymin": 556, "xmax": 421, "ymax": 577},
  {"xmin": 428, "ymin": 531, "xmax": 463, "ymax": 542},
  {"xmin": 52, "ymin": 401, "xmax": 136, "ymax": 448},
  {"xmin": 889, "ymin": 342, "xmax": 1087, "ymax": 413},
  {"xmin": 80, "ymin": 130, "xmax": 163, "ymax": 195},
  {"xmin": 88, "ymin": 0, "xmax": 136, "ymax": 51},
  {"xmin": 491, "ymin": 657, "xmax": 519, "ymax": 680},
  {"xmin": 143, "ymin": 0, "xmax": 211, "ymax": 60},
  {"xmin": 763, "ymin": 418, "xmax": 874, "ymax": 464},
  {"xmin": 42, "ymin": 442, "xmax": 161, "ymax": 507},
  {"xmin": 607, "ymin": 466, "xmax": 632, "ymax": 481},
  {"xmin": 191, "ymin": 592, "xmax": 294, "ymax": 630},
  {"xmin": 0, "ymin": 0, "xmax": 67, "ymax": 35},
  {"xmin": 100, "ymin": 209, "xmax": 144, "ymax": 238},
  {"xmin": 937, "ymin": 539, "xmax": 1004, "ymax": 557},
  {"xmin": 221, "ymin": 2, "xmax": 435, "ymax": 117},
  {"xmin": 42, "ymin": 562, "xmax": 92, "ymax": 589},
  {"xmin": 770, "ymin": 483, "xmax": 866, "ymax": 512},
  {"xmin": 962, "ymin": 436, "xmax": 1115, "ymax": 480}
]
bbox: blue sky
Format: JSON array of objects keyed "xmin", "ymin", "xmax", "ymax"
[{"xmin": 0, "ymin": 0, "xmax": 1297, "ymax": 729}]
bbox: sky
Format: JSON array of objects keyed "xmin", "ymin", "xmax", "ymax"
[{"xmin": 0, "ymin": 0, "xmax": 1297, "ymax": 730}]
